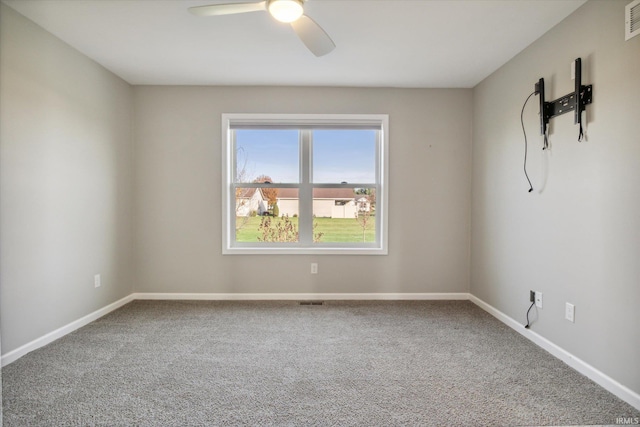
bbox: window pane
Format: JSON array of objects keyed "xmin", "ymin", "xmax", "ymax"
[
  {"xmin": 312, "ymin": 130, "xmax": 376, "ymax": 184},
  {"xmin": 235, "ymin": 187, "xmax": 299, "ymax": 243},
  {"xmin": 312, "ymin": 188, "xmax": 376, "ymax": 243},
  {"xmin": 224, "ymin": 113, "xmax": 388, "ymax": 254},
  {"xmin": 235, "ymin": 129, "xmax": 299, "ymax": 183}
]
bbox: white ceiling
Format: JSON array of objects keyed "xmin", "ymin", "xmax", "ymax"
[{"xmin": 2, "ymin": 0, "xmax": 587, "ymax": 88}]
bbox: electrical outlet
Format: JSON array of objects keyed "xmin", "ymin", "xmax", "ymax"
[
  {"xmin": 311, "ymin": 263, "xmax": 318, "ymax": 274},
  {"xmin": 529, "ymin": 290, "xmax": 535, "ymax": 302},
  {"xmin": 535, "ymin": 292, "xmax": 543, "ymax": 309},
  {"xmin": 94, "ymin": 274, "xmax": 101, "ymax": 288},
  {"xmin": 565, "ymin": 303, "xmax": 575, "ymax": 322}
]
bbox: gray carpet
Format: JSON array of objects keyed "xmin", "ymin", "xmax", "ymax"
[{"xmin": 2, "ymin": 300, "xmax": 638, "ymax": 426}]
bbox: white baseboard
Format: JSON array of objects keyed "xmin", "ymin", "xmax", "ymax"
[
  {"xmin": 468, "ymin": 294, "xmax": 640, "ymax": 411},
  {"xmin": 1, "ymin": 294, "xmax": 134, "ymax": 367},
  {"xmin": 131, "ymin": 292, "xmax": 471, "ymax": 301}
]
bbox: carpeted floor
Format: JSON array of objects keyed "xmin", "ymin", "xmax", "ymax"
[{"xmin": 2, "ymin": 300, "xmax": 638, "ymax": 426}]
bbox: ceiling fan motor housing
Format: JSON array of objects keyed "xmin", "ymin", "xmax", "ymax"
[{"xmin": 268, "ymin": 0, "xmax": 304, "ymax": 23}]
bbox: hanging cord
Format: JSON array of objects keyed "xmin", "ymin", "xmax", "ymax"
[
  {"xmin": 521, "ymin": 91, "xmax": 536, "ymax": 193},
  {"xmin": 524, "ymin": 301, "xmax": 535, "ymax": 329},
  {"xmin": 577, "ymin": 87, "xmax": 586, "ymax": 142},
  {"xmin": 578, "ymin": 106, "xmax": 585, "ymax": 142},
  {"xmin": 578, "ymin": 122, "xmax": 584, "ymax": 142}
]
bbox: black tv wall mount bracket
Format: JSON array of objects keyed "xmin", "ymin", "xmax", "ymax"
[{"xmin": 536, "ymin": 57, "xmax": 593, "ymax": 143}]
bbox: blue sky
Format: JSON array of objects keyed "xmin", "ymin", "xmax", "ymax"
[{"xmin": 236, "ymin": 129, "xmax": 376, "ymax": 184}]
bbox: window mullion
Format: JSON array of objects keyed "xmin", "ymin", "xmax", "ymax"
[
  {"xmin": 298, "ymin": 130, "xmax": 312, "ymax": 245},
  {"xmin": 375, "ymin": 129, "xmax": 382, "ymax": 246}
]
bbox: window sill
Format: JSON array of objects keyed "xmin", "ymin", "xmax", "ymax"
[{"xmin": 222, "ymin": 246, "xmax": 388, "ymax": 255}]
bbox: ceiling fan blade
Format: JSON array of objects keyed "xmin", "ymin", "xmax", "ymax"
[
  {"xmin": 188, "ymin": 1, "xmax": 267, "ymax": 17},
  {"xmin": 290, "ymin": 15, "xmax": 335, "ymax": 57}
]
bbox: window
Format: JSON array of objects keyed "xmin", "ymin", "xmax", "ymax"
[{"xmin": 222, "ymin": 114, "xmax": 388, "ymax": 255}]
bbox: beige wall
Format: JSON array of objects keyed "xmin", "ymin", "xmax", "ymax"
[
  {"xmin": 0, "ymin": 4, "xmax": 135, "ymax": 354},
  {"xmin": 133, "ymin": 86, "xmax": 472, "ymax": 294},
  {"xmin": 471, "ymin": 0, "xmax": 640, "ymax": 394}
]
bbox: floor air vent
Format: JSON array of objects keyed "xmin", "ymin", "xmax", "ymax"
[
  {"xmin": 299, "ymin": 301, "xmax": 324, "ymax": 306},
  {"xmin": 627, "ymin": 0, "xmax": 640, "ymax": 41}
]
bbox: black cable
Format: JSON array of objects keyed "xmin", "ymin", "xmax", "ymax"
[
  {"xmin": 521, "ymin": 91, "xmax": 536, "ymax": 193},
  {"xmin": 577, "ymin": 87, "xmax": 585, "ymax": 142},
  {"xmin": 578, "ymin": 126, "xmax": 584, "ymax": 141},
  {"xmin": 578, "ymin": 120, "xmax": 584, "ymax": 142},
  {"xmin": 524, "ymin": 301, "xmax": 535, "ymax": 329}
]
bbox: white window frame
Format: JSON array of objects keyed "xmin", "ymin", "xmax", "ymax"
[{"xmin": 222, "ymin": 113, "xmax": 389, "ymax": 255}]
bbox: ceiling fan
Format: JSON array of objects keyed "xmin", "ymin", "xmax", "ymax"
[{"xmin": 189, "ymin": 0, "xmax": 336, "ymax": 57}]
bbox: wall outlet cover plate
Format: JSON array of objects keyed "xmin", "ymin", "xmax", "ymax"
[{"xmin": 535, "ymin": 292, "xmax": 543, "ymax": 309}]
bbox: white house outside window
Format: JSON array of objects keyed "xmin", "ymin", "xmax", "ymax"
[{"xmin": 222, "ymin": 114, "xmax": 389, "ymax": 255}]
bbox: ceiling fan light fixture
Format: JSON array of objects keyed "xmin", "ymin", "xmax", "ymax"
[{"xmin": 268, "ymin": 0, "xmax": 304, "ymax": 23}]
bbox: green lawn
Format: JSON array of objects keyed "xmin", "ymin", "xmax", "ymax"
[{"xmin": 236, "ymin": 216, "xmax": 375, "ymax": 243}]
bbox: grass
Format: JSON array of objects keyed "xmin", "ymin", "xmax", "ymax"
[{"xmin": 236, "ymin": 216, "xmax": 375, "ymax": 243}]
